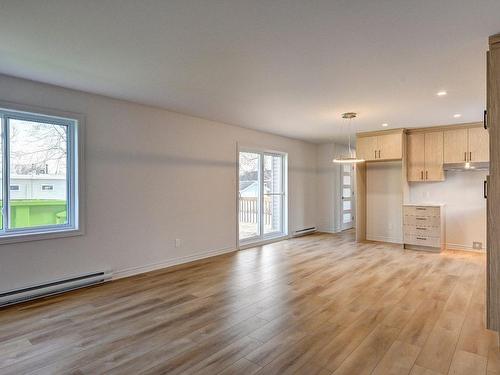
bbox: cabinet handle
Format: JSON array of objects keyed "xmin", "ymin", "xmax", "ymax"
[
  {"xmin": 425, "ymin": 171, "xmax": 428, "ymax": 180},
  {"xmin": 484, "ymin": 180, "xmax": 488, "ymax": 199},
  {"xmin": 378, "ymin": 150, "xmax": 381, "ymax": 158},
  {"xmin": 420, "ymin": 171, "xmax": 424, "ymax": 180},
  {"xmin": 416, "ymin": 217, "xmax": 427, "ymax": 221},
  {"xmin": 464, "ymin": 152, "xmax": 467, "ymax": 161},
  {"xmin": 470, "ymin": 151, "xmax": 472, "ymax": 161},
  {"xmin": 416, "ymin": 227, "xmax": 427, "ymax": 230},
  {"xmin": 484, "ymin": 109, "xmax": 488, "ymax": 129},
  {"xmin": 374, "ymin": 150, "xmax": 377, "ymax": 159},
  {"xmin": 416, "ymin": 237, "xmax": 427, "ymax": 241}
]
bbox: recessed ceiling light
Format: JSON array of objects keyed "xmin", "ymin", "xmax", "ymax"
[
  {"xmin": 381, "ymin": 123, "xmax": 388, "ymax": 127},
  {"xmin": 437, "ymin": 90, "xmax": 447, "ymax": 96},
  {"xmin": 453, "ymin": 113, "xmax": 462, "ymax": 118}
]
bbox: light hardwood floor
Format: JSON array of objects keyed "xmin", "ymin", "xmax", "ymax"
[{"xmin": 0, "ymin": 231, "xmax": 498, "ymax": 374}]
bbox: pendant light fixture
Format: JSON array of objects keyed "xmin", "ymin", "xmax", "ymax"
[{"xmin": 333, "ymin": 112, "xmax": 365, "ymax": 163}]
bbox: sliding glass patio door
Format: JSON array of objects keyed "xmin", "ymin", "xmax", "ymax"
[{"xmin": 238, "ymin": 150, "xmax": 287, "ymax": 245}]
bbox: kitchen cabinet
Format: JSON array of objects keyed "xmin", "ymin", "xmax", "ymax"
[
  {"xmin": 468, "ymin": 127, "xmax": 489, "ymax": 162},
  {"xmin": 356, "ymin": 136, "xmax": 378, "ymax": 161},
  {"xmin": 407, "ymin": 131, "xmax": 444, "ymax": 182},
  {"xmin": 443, "ymin": 128, "xmax": 468, "ymax": 163},
  {"xmin": 403, "ymin": 204, "xmax": 445, "ymax": 252},
  {"xmin": 356, "ymin": 131, "xmax": 403, "ymax": 161},
  {"xmin": 443, "ymin": 126, "xmax": 489, "ymax": 163}
]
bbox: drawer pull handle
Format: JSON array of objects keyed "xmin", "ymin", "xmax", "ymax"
[
  {"xmin": 416, "ymin": 237, "xmax": 427, "ymax": 240},
  {"xmin": 416, "ymin": 208, "xmax": 426, "ymax": 210},
  {"xmin": 416, "ymin": 227, "xmax": 426, "ymax": 230},
  {"xmin": 416, "ymin": 218, "xmax": 427, "ymax": 221}
]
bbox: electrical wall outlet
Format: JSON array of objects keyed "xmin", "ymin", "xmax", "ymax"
[
  {"xmin": 175, "ymin": 239, "xmax": 182, "ymax": 248},
  {"xmin": 473, "ymin": 241, "xmax": 482, "ymax": 250}
]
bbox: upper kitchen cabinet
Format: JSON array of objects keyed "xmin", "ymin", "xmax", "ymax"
[
  {"xmin": 468, "ymin": 126, "xmax": 489, "ymax": 162},
  {"xmin": 356, "ymin": 130, "xmax": 403, "ymax": 161},
  {"xmin": 443, "ymin": 125, "xmax": 489, "ymax": 164},
  {"xmin": 356, "ymin": 135, "xmax": 378, "ymax": 161},
  {"xmin": 407, "ymin": 131, "xmax": 444, "ymax": 182},
  {"xmin": 443, "ymin": 128, "xmax": 468, "ymax": 163}
]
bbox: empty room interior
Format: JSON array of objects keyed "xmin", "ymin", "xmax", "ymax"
[{"xmin": 1, "ymin": 1, "xmax": 500, "ymax": 374}]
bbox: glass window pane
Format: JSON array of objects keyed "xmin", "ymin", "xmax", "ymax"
[
  {"xmin": 264, "ymin": 154, "xmax": 283, "ymax": 194},
  {"xmin": 343, "ymin": 213, "xmax": 352, "ymax": 224},
  {"xmin": 343, "ymin": 165, "xmax": 351, "ymax": 173},
  {"xmin": 343, "ymin": 188, "xmax": 351, "ymax": 198},
  {"xmin": 343, "ymin": 200, "xmax": 351, "ymax": 211},
  {"xmin": 264, "ymin": 154, "xmax": 284, "ymax": 235},
  {"xmin": 239, "ymin": 152, "xmax": 260, "ymax": 240},
  {"xmin": 9, "ymin": 118, "xmax": 68, "ymax": 229},
  {"xmin": 264, "ymin": 194, "xmax": 283, "ymax": 235},
  {"xmin": 343, "ymin": 175, "xmax": 351, "ymax": 185}
]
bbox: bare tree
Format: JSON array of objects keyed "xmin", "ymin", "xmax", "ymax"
[{"xmin": 9, "ymin": 120, "xmax": 67, "ymax": 175}]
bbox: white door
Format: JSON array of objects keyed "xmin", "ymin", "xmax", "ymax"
[
  {"xmin": 341, "ymin": 164, "xmax": 354, "ymax": 230},
  {"xmin": 238, "ymin": 150, "xmax": 287, "ymax": 245}
]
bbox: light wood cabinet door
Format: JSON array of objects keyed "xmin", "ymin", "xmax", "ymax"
[
  {"xmin": 444, "ymin": 128, "xmax": 468, "ymax": 163},
  {"xmin": 377, "ymin": 133, "xmax": 402, "ymax": 160},
  {"xmin": 468, "ymin": 127, "xmax": 489, "ymax": 162},
  {"xmin": 407, "ymin": 133, "xmax": 425, "ymax": 181},
  {"xmin": 356, "ymin": 136, "xmax": 377, "ymax": 161},
  {"xmin": 424, "ymin": 131, "xmax": 444, "ymax": 181}
]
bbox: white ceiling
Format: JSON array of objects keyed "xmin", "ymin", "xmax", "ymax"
[{"xmin": 1, "ymin": 1, "xmax": 499, "ymax": 143}]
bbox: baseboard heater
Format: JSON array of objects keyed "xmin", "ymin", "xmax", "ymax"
[
  {"xmin": 293, "ymin": 227, "xmax": 317, "ymax": 237},
  {"xmin": 0, "ymin": 270, "xmax": 112, "ymax": 308}
]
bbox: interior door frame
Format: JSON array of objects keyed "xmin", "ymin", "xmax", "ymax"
[{"xmin": 236, "ymin": 143, "xmax": 288, "ymax": 248}]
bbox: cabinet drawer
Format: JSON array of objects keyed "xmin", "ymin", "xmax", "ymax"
[
  {"xmin": 403, "ymin": 206, "xmax": 440, "ymax": 217},
  {"xmin": 404, "ymin": 225, "xmax": 440, "ymax": 237},
  {"xmin": 404, "ymin": 234, "xmax": 441, "ymax": 248},
  {"xmin": 404, "ymin": 215, "xmax": 440, "ymax": 227}
]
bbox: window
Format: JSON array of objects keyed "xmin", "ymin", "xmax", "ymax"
[{"xmin": 0, "ymin": 106, "xmax": 82, "ymax": 242}]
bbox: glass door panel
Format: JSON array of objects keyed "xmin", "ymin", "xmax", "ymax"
[
  {"xmin": 264, "ymin": 153, "xmax": 284, "ymax": 235},
  {"xmin": 238, "ymin": 152, "xmax": 261, "ymax": 241},
  {"xmin": 341, "ymin": 164, "xmax": 354, "ymax": 230}
]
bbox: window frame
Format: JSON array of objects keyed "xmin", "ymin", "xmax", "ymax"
[{"xmin": 0, "ymin": 101, "xmax": 85, "ymax": 244}]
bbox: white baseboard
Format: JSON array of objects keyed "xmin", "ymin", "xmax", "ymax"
[
  {"xmin": 446, "ymin": 243, "xmax": 486, "ymax": 253},
  {"xmin": 366, "ymin": 234, "xmax": 403, "ymax": 244},
  {"xmin": 113, "ymin": 245, "xmax": 236, "ymax": 280},
  {"xmin": 317, "ymin": 226, "xmax": 342, "ymax": 234}
]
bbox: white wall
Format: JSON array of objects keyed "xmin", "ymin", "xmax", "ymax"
[
  {"xmin": 409, "ymin": 171, "xmax": 487, "ymax": 251},
  {"xmin": 366, "ymin": 161, "xmax": 403, "ymax": 243},
  {"xmin": 0, "ymin": 74, "xmax": 317, "ymax": 291},
  {"xmin": 316, "ymin": 142, "xmax": 349, "ymax": 233}
]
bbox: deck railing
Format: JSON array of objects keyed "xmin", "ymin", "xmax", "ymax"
[{"xmin": 239, "ymin": 197, "xmax": 272, "ymax": 224}]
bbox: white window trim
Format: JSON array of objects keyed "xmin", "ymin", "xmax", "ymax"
[{"xmin": 0, "ymin": 101, "xmax": 85, "ymax": 245}]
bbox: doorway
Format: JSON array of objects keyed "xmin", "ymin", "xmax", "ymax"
[{"xmin": 238, "ymin": 149, "xmax": 287, "ymax": 245}]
